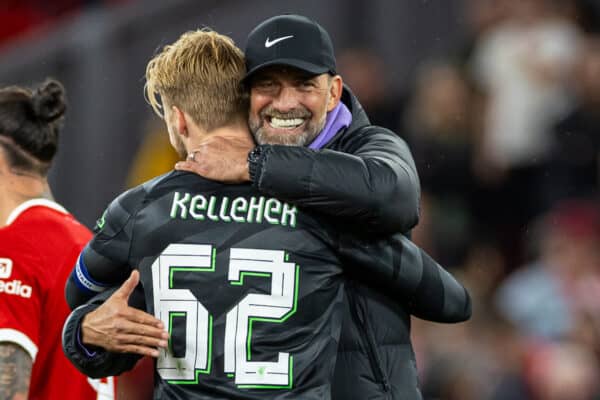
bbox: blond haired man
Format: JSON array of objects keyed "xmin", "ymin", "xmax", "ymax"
[
  {"xmin": 63, "ymin": 26, "xmax": 471, "ymax": 400},
  {"xmin": 64, "ymin": 28, "xmax": 354, "ymax": 400}
]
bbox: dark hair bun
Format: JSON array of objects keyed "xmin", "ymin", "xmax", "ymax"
[{"xmin": 32, "ymin": 79, "xmax": 66, "ymax": 122}]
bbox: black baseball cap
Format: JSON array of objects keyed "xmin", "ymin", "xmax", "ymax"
[{"xmin": 243, "ymin": 14, "xmax": 337, "ymax": 81}]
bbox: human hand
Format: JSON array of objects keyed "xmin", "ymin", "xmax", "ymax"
[
  {"xmin": 174, "ymin": 134, "xmax": 254, "ymax": 183},
  {"xmin": 80, "ymin": 270, "xmax": 168, "ymax": 357}
]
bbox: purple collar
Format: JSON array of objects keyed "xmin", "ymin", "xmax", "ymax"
[{"xmin": 308, "ymin": 102, "xmax": 352, "ymax": 150}]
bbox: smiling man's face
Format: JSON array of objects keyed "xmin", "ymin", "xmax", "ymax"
[{"xmin": 248, "ymin": 66, "xmax": 341, "ymax": 146}]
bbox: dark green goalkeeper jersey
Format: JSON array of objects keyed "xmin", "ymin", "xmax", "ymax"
[{"xmin": 71, "ymin": 171, "xmax": 347, "ymax": 400}]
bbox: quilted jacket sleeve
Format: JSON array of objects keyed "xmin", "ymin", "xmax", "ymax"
[
  {"xmin": 339, "ymin": 233, "xmax": 472, "ymax": 323},
  {"xmin": 254, "ymin": 126, "xmax": 420, "ymax": 234}
]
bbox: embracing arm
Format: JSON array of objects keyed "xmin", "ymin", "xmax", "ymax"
[
  {"xmin": 0, "ymin": 343, "xmax": 31, "ymax": 400},
  {"xmin": 176, "ymin": 125, "xmax": 420, "ymax": 234},
  {"xmin": 62, "ymin": 271, "xmax": 165, "ymax": 378},
  {"xmin": 340, "ymin": 234, "xmax": 472, "ymax": 323},
  {"xmin": 254, "ymin": 127, "xmax": 420, "ymax": 234},
  {"xmin": 63, "ymin": 289, "xmax": 142, "ymax": 378}
]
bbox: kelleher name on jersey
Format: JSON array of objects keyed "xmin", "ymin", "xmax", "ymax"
[{"xmin": 170, "ymin": 191, "xmax": 297, "ymax": 227}]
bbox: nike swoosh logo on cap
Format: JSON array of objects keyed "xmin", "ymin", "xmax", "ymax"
[{"xmin": 265, "ymin": 35, "xmax": 294, "ymax": 48}]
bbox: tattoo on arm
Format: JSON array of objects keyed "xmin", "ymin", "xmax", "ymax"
[{"xmin": 0, "ymin": 342, "xmax": 32, "ymax": 400}]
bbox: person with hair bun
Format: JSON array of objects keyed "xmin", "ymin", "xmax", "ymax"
[{"xmin": 0, "ymin": 79, "xmax": 115, "ymax": 399}]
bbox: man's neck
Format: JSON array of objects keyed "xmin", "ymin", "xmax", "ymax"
[
  {"xmin": 186, "ymin": 120, "xmax": 252, "ymax": 151},
  {"xmin": 0, "ymin": 173, "xmax": 47, "ymax": 227}
]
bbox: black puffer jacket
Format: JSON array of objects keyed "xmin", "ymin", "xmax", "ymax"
[
  {"xmin": 62, "ymin": 88, "xmax": 471, "ymax": 399},
  {"xmin": 253, "ymin": 87, "xmax": 471, "ymax": 400}
]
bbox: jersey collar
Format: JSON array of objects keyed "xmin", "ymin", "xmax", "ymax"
[{"xmin": 5, "ymin": 198, "xmax": 68, "ymax": 226}]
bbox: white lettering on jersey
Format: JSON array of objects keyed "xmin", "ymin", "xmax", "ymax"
[
  {"xmin": 0, "ymin": 279, "xmax": 32, "ymax": 298},
  {"xmin": 170, "ymin": 192, "xmax": 298, "ymax": 227},
  {"xmin": 0, "ymin": 258, "xmax": 32, "ymax": 298},
  {"xmin": 88, "ymin": 377, "xmax": 115, "ymax": 400}
]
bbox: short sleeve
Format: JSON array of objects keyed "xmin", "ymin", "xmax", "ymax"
[{"xmin": 0, "ymin": 252, "xmax": 42, "ymax": 361}]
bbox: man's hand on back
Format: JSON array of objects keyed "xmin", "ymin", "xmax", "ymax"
[
  {"xmin": 175, "ymin": 134, "xmax": 254, "ymax": 183},
  {"xmin": 80, "ymin": 270, "xmax": 169, "ymax": 357}
]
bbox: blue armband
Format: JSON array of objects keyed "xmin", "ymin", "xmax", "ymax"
[{"xmin": 71, "ymin": 253, "xmax": 111, "ymax": 295}]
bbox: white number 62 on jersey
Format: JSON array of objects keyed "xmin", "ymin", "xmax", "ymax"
[{"xmin": 151, "ymin": 244, "xmax": 298, "ymax": 389}]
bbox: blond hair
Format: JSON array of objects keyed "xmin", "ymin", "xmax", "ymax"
[{"xmin": 145, "ymin": 28, "xmax": 247, "ymax": 131}]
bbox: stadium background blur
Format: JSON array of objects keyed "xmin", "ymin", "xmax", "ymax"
[{"xmin": 1, "ymin": 1, "xmax": 599, "ymax": 399}]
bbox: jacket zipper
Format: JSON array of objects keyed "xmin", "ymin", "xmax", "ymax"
[{"xmin": 346, "ymin": 283, "xmax": 391, "ymax": 394}]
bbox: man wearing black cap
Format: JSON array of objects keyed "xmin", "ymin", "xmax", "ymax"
[
  {"xmin": 176, "ymin": 14, "xmax": 419, "ymax": 235},
  {"xmin": 176, "ymin": 14, "xmax": 468, "ymax": 400},
  {"xmin": 64, "ymin": 15, "xmax": 471, "ymax": 400}
]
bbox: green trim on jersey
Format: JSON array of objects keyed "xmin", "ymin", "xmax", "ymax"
[
  {"xmin": 246, "ymin": 265, "xmax": 300, "ymax": 362},
  {"xmin": 237, "ymin": 356, "xmax": 294, "ymax": 390},
  {"xmin": 229, "ymin": 272, "xmax": 272, "ymax": 286},
  {"xmin": 168, "ymin": 248, "xmax": 216, "ymax": 288},
  {"xmin": 95, "ymin": 209, "xmax": 107, "ymax": 231},
  {"xmin": 167, "ymin": 314, "xmax": 214, "ymax": 384},
  {"xmin": 167, "ymin": 311, "xmax": 186, "ymax": 356}
]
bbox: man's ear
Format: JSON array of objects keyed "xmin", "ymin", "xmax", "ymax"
[
  {"xmin": 172, "ymin": 105, "xmax": 188, "ymax": 138},
  {"xmin": 327, "ymin": 75, "xmax": 343, "ymax": 112}
]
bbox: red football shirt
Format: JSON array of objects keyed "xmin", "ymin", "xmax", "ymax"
[{"xmin": 0, "ymin": 199, "xmax": 115, "ymax": 399}]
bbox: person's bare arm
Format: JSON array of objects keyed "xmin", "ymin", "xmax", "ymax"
[{"xmin": 0, "ymin": 343, "xmax": 32, "ymax": 400}]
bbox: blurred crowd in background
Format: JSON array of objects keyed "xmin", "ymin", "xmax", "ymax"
[
  {"xmin": 386, "ymin": 1, "xmax": 600, "ymax": 399},
  {"xmin": 1, "ymin": 0, "xmax": 599, "ymax": 399},
  {"xmin": 0, "ymin": 0, "xmax": 131, "ymax": 46}
]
